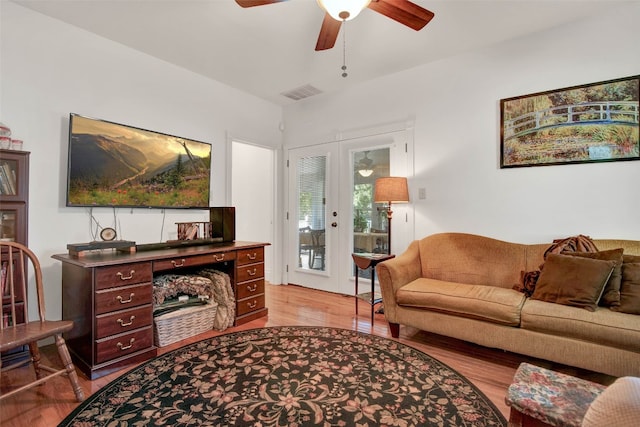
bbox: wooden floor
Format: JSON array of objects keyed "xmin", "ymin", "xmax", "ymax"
[{"xmin": 1, "ymin": 284, "xmax": 614, "ymax": 426}]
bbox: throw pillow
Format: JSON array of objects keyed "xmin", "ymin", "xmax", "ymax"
[
  {"xmin": 513, "ymin": 235, "xmax": 599, "ymax": 297},
  {"xmin": 531, "ymin": 254, "xmax": 616, "ymax": 311},
  {"xmin": 565, "ymin": 248, "xmax": 623, "ymax": 307},
  {"xmin": 542, "ymin": 234, "xmax": 599, "ymax": 259},
  {"xmin": 514, "ymin": 270, "xmax": 540, "ymax": 297},
  {"xmin": 611, "ymin": 260, "xmax": 640, "ymax": 315}
]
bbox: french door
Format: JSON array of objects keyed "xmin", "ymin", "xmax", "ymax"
[
  {"xmin": 287, "ymin": 143, "xmax": 342, "ymax": 293},
  {"xmin": 286, "ymin": 130, "xmax": 412, "ymax": 295}
]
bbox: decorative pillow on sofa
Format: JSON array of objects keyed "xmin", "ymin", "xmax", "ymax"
[
  {"xmin": 565, "ymin": 248, "xmax": 623, "ymax": 307},
  {"xmin": 611, "ymin": 255, "xmax": 640, "ymax": 315},
  {"xmin": 531, "ymin": 254, "xmax": 616, "ymax": 311},
  {"xmin": 513, "ymin": 235, "xmax": 599, "ymax": 297}
]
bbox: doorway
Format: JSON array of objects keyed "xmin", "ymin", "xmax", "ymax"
[
  {"xmin": 231, "ymin": 140, "xmax": 275, "ymax": 283},
  {"xmin": 286, "ymin": 129, "xmax": 412, "ymax": 295}
]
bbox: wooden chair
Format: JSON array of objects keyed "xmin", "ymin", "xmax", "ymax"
[
  {"xmin": 298, "ymin": 226, "xmax": 312, "ymax": 267},
  {"xmin": 0, "ymin": 241, "xmax": 84, "ymax": 402},
  {"xmin": 309, "ymin": 229, "xmax": 325, "ymax": 269}
]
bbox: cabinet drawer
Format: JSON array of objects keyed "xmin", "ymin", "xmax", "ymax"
[
  {"xmin": 153, "ymin": 251, "xmax": 236, "ymax": 272},
  {"xmin": 95, "ymin": 305, "xmax": 153, "ymax": 339},
  {"xmin": 236, "ymin": 263, "xmax": 264, "ymax": 283},
  {"xmin": 96, "ymin": 262, "xmax": 152, "ymax": 290},
  {"xmin": 95, "ymin": 327, "xmax": 153, "ymax": 364},
  {"xmin": 95, "ymin": 283, "xmax": 153, "ymax": 315},
  {"xmin": 236, "ymin": 294, "xmax": 266, "ymax": 316},
  {"xmin": 236, "ymin": 279, "xmax": 265, "ymax": 300},
  {"xmin": 236, "ymin": 247, "xmax": 264, "ymax": 266}
]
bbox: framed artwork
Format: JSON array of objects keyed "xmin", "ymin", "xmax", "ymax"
[{"xmin": 500, "ymin": 75, "xmax": 639, "ymax": 168}]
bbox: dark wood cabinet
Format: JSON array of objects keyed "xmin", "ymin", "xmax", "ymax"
[
  {"xmin": 235, "ymin": 247, "xmax": 267, "ymax": 323},
  {"xmin": 1, "ymin": 149, "xmax": 29, "ymax": 365},
  {"xmin": 53, "ymin": 241, "xmax": 268, "ymax": 379}
]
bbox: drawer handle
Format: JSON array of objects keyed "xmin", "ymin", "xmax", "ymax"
[
  {"xmin": 214, "ymin": 254, "xmax": 225, "ymax": 262},
  {"xmin": 117, "ymin": 338, "xmax": 135, "ymax": 351},
  {"xmin": 247, "ymin": 300, "xmax": 257, "ymax": 309},
  {"xmin": 117, "ymin": 315, "xmax": 136, "ymax": 327},
  {"xmin": 247, "ymin": 252, "xmax": 257, "ymax": 260},
  {"xmin": 247, "ymin": 268, "xmax": 257, "ymax": 276},
  {"xmin": 117, "ymin": 293, "xmax": 135, "ymax": 304},
  {"xmin": 117, "ymin": 270, "xmax": 135, "ymax": 281},
  {"xmin": 247, "ymin": 284, "xmax": 257, "ymax": 292},
  {"xmin": 171, "ymin": 259, "xmax": 186, "ymax": 268}
]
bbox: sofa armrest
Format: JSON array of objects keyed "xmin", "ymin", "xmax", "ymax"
[{"xmin": 376, "ymin": 241, "xmax": 422, "ymax": 321}]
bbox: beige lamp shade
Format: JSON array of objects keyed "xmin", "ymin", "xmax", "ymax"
[{"xmin": 374, "ymin": 177, "xmax": 409, "ymax": 204}]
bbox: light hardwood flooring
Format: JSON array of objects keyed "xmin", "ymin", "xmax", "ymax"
[{"xmin": 1, "ymin": 284, "xmax": 614, "ymax": 426}]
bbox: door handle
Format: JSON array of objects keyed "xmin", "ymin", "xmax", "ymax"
[{"xmin": 331, "ymin": 222, "xmax": 337, "ymax": 227}]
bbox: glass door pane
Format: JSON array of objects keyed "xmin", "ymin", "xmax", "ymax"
[
  {"xmin": 297, "ymin": 155, "xmax": 326, "ymax": 271},
  {"xmin": 353, "ymin": 148, "xmax": 390, "ymax": 255},
  {"xmin": 0, "ymin": 158, "xmax": 18, "ymax": 197},
  {"xmin": 0, "ymin": 204, "xmax": 25, "ymax": 243}
]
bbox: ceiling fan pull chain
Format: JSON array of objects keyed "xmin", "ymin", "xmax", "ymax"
[{"xmin": 341, "ymin": 20, "xmax": 348, "ymax": 78}]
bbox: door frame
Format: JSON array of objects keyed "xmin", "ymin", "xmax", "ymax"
[{"xmin": 284, "ymin": 125, "xmax": 414, "ymax": 296}]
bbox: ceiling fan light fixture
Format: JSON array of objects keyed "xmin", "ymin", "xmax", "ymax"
[
  {"xmin": 317, "ymin": 0, "xmax": 372, "ymax": 21},
  {"xmin": 357, "ymin": 151, "xmax": 374, "ymax": 177}
]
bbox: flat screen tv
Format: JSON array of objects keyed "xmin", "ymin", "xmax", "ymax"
[{"xmin": 66, "ymin": 114, "xmax": 212, "ymax": 209}]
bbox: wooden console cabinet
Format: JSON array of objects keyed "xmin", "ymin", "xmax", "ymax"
[{"xmin": 53, "ymin": 241, "xmax": 268, "ymax": 379}]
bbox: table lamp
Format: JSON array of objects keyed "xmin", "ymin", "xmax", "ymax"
[{"xmin": 374, "ymin": 177, "xmax": 409, "ymax": 254}]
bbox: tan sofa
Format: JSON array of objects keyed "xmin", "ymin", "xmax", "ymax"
[{"xmin": 376, "ymin": 233, "xmax": 640, "ymax": 377}]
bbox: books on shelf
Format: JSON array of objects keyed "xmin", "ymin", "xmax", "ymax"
[
  {"xmin": 0, "ymin": 162, "xmax": 17, "ymax": 195},
  {"xmin": 1, "ymin": 260, "xmax": 7, "ymax": 296},
  {"xmin": 2, "ymin": 261, "xmax": 14, "ymax": 326}
]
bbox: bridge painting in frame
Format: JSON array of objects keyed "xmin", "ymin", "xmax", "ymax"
[{"xmin": 500, "ymin": 75, "xmax": 639, "ymax": 168}]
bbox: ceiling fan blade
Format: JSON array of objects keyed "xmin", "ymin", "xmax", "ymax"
[
  {"xmin": 315, "ymin": 13, "xmax": 342, "ymax": 51},
  {"xmin": 367, "ymin": 0, "xmax": 435, "ymax": 31},
  {"xmin": 235, "ymin": 0, "xmax": 288, "ymax": 8}
]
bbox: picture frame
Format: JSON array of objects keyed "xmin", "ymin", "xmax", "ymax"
[{"xmin": 500, "ymin": 75, "xmax": 639, "ymax": 168}]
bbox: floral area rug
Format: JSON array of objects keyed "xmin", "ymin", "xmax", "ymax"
[{"xmin": 59, "ymin": 327, "xmax": 506, "ymax": 426}]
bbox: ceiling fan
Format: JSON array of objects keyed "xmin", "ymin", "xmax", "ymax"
[{"xmin": 235, "ymin": 0, "xmax": 435, "ymax": 51}]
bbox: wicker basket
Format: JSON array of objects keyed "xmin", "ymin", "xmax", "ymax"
[{"xmin": 154, "ymin": 302, "xmax": 218, "ymax": 347}]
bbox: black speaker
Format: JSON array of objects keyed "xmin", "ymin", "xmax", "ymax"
[{"xmin": 210, "ymin": 207, "xmax": 235, "ymax": 242}]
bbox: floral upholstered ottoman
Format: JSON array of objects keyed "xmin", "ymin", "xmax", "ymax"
[{"xmin": 505, "ymin": 363, "xmax": 606, "ymax": 427}]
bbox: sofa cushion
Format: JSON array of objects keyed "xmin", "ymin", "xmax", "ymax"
[
  {"xmin": 564, "ymin": 248, "xmax": 623, "ymax": 307},
  {"xmin": 611, "ymin": 261, "xmax": 640, "ymax": 315},
  {"xmin": 531, "ymin": 254, "xmax": 615, "ymax": 311},
  {"xmin": 396, "ymin": 278, "xmax": 526, "ymax": 326},
  {"xmin": 521, "ymin": 299, "xmax": 640, "ymax": 352}
]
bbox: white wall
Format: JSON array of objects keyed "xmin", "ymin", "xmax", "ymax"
[
  {"xmin": 1, "ymin": 2, "xmax": 282, "ymax": 320},
  {"xmin": 283, "ymin": 3, "xmax": 640, "ymax": 244}
]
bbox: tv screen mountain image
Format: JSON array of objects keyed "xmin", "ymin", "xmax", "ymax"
[{"xmin": 66, "ymin": 114, "xmax": 212, "ymax": 209}]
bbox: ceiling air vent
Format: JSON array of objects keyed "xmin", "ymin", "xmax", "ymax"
[{"xmin": 281, "ymin": 84, "xmax": 323, "ymax": 101}]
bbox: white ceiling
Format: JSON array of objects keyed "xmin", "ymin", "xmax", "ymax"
[{"xmin": 12, "ymin": 0, "xmax": 629, "ymax": 106}]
